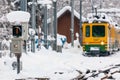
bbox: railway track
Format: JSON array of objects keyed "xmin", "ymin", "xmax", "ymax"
[
  {"xmin": 15, "ymin": 78, "xmax": 49, "ymax": 80},
  {"xmin": 15, "ymin": 64, "xmax": 120, "ymax": 80},
  {"xmin": 72, "ymin": 64, "xmax": 120, "ymax": 80}
]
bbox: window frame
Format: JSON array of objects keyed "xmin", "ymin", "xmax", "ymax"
[
  {"xmin": 85, "ymin": 25, "xmax": 90, "ymax": 37},
  {"xmin": 92, "ymin": 25, "xmax": 105, "ymax": 37}
]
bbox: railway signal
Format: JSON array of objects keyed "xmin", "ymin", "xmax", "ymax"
[
  {"xmin": 12, "ymin": 25, "xmax": 23, "ymax": 74},
  {"xmin": 12, "ymin": 25, "xmax": 22, "ymax": 37}
]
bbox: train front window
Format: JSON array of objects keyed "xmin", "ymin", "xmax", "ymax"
[
  {"xmin": 86, "ymin": 25, "xmax": 90, "ymax": 37},
  {"xmin": 92, "ymin": 25, "xmax": 105, "ymax": 37}
]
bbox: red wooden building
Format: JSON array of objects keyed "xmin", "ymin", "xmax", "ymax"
[{"xmin": 48, "ymin": 6, "xmax": 84, "ymax": 43}]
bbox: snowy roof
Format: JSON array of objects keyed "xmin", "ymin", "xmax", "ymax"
[
  {"xmin": 37, "ymin": 0, "xmax": 52, "ymax": 5},
  {"xmin": 112, "ymin": 22, "xmax": 120, "ymax": 29},
  {"xmin": 48, "ymin": 6, "xmax": 85, "ymax": 23},
  {"xmin": 57, "ymin": 6, "xmax": 81, "ymax": 19},
  {"xmin": 6, "ymin": 11, "xmax": 30, "ymax": 23},
  {"xmin": 85, "ymin": 13, "xmax": 113, "ymax": 23},
  {"xmin": 116, "ymin": 13, "xmax": 120, "ymax": 17}
]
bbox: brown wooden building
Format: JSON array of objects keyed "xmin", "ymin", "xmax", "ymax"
[{"xmin": 48, "ymin": 6, "xmax": 84, "ymax": 43}]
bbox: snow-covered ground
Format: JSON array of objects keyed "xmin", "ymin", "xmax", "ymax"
[{"xmin": 0, "ymin": 42, "xmax": 120, "ymax": 80}]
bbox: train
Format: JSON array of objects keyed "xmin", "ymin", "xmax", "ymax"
[{"xmin": 82, "ymin": 13, "xmax": 120, "ymax": 56}]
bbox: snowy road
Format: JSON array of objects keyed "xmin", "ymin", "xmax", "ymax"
[{"xmin": 0, "ymin": 47, "xmax": 120, "ymax": 80}]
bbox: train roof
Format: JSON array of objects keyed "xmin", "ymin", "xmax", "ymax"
[
  {"xmin": 84, "ymin": 13, "xmax": 113, "ymax": 24},
  {"xmin": 112, "ymin": 22, "xmax": 120, "ymax": 29}
]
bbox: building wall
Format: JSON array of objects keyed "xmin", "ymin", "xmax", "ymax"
[{"xmin": 57, "ymin": 10, "xmax": 80, "ymax": 43}]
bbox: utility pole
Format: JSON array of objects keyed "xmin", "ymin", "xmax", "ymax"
[
  {"xmin": 70, "ymin": 0, "xmax": 74, "ymax": 47},
  {"xmin": 44, "ymin": 4, "xmax": 48, "ymax": 49},
  {"xmin": 79, "ymin": 0, "xmax": 82, "ymax": 46},
  {"xmin": 53, "ymin": 0, "xmax": 57, "ymax": 51},
  {"xmin": 31, "ymin": 0, "xmax": 36, "ymax": 53}
]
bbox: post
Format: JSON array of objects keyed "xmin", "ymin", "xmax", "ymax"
[
  {"xmin": 20, "ymin": 0, "xmax": 27, "ymax": 53},
  {"xmin": 11, "ymin": 38, "xmax": 23, "ymax": 74},
  {"xmin": 79, "ymin": 0, "xmax": 82, "ymax": 46},
  {"xmin": 71, "ymin": 0, "xmax": 74, "ymax": 47},
  {"xmin": 100, "ymin": 0, "xmax": 102, "ymax": 9},
  {"xmin": 95, "ymin": 7, "xmax": 97, "ymax": 16},
  {"xmin": 38, "ymin": 25, "xmax": 41, "ymax": 50},
  {"xmin": 16, "ymin": 54, "xmax": 21, "ymax": 74},
  {"xmin": 44, "ymin": 4, "xmax": 48, "ymax": 49},
  {"xmin": 91, "ymin": 0, "xmax": 94, "ymax": 13},
  {"xmin": 53, "ymin": 0, "xmax": 57, "ymax": 51},
  {"xmin": 20, "ymin": 0, "xmax": 27, "ymax": 11},
  {"xmin": 31, "ymin": 0, "xmax": 36, "ymax": 52}
]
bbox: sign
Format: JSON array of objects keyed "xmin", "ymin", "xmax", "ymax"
[{"xmin": 11, "ymin": 38, "xmax": 23, "ymax": 53}]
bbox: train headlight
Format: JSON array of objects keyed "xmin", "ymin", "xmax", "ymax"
[
  {"xmin": 101, "ymin": 41, "xmax": 104, "ymax": 45},
  {"xmin": 86, "ymin": 42, "xmax": 89, "ymax": 45}
]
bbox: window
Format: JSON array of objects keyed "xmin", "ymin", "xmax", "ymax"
[
  {"xmin": 92, "ymin": 25, "xmax": 105, "ymax": 37},
  {"xmin": 86, "ymin": 25, "xmax": 90, "ymax": 37}
]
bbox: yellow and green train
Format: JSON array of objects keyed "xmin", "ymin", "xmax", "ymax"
[{"xmin": 82, "ymin": 21, "xmax": 120, "ymax": 56}]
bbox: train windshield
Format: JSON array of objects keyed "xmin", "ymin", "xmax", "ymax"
[{"xmin": 92, "ymin": 25, "xmax": 105, "ymax": 37}]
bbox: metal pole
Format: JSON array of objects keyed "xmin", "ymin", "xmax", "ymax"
[
  {"xmin": 53, "ymin": 1, "xmax": 57, "ymax": 51},
  {"xmin": 100, "ymin": 0, "xmax": 102, "ymax": 9},
  {"xmin": 50, "ymin": 6, "xmax": 54, "ymax": 48},
  {"xmin": 20, "ymin": 0, "xmax": 27, "ymax": 53},
  {"xmin": 51, "ymin": 6, "xmax": 54, "ymax": 38},
  {"xmin": 31, "ymin": 0, "xmax": 36, "ymax": 52},
  {"xmin": 79, "ymin": 0, "xmax": 82, "ymax": 46},
  {"xmin": 95, "ymin": 7, "xmax": 97, "ymax": 16},
  {"xmin": 91, "ymin": 0, "xmax": 94, "ymax": 13},
  {"xmin": 17, "ymin": 55, "xmax": 20, "ymax": 74},
  {"xmin": 15, "ymin": 54, "xmax": 21, "ymax": 74},
  {"xmin": 71, "ymin": 0, "xmax": 74, "ymax": 47},
  {"xmin": 20, "ymin": 0, "xmax": 27, "ymax": 11},
  {"xmin": 44, "ymin": 5, "xmax": 48, "ymax": 49}
]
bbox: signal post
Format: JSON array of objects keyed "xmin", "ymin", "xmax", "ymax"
[
  {"xmin": 11, "ymin": 25, "xmax": 23, "ymax": 74},
  {"xmin": 7, "ymin": 11, "xmax": 30, "ymax": 74}
]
